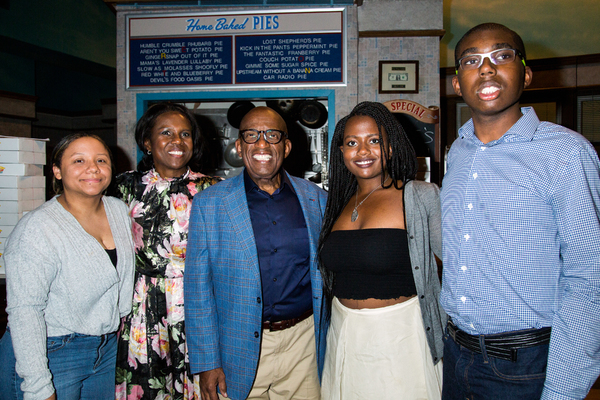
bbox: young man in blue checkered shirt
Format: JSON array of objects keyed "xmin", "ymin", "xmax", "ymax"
[{"xmin": 440, "ymin": 22, "xmax": 600, "ymax": 400}]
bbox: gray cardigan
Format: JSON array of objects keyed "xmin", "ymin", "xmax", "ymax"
[
  {"xmin": 4, "ymin": 196, "xmax": 135, "ymax": 400},
  {"xmin": 404, "ymin": 180, "xmax": 447, "ymax": 364}
]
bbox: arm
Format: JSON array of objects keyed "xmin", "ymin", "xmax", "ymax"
[
  {"xmin": 109, "ymin": 198, "xmax": 136, "ymax": 319},
  {"xmin": 426, "ymin": 183, "xmax": 442, "ymax": 260},
  {"xmin": 4, "ymin": 217, "xmax": 58, "ymax": 400},
  {"xmin": 541, "ymin": 145, "xmax": 600, "ymax": 400},
  {"xmin": 184, "ymin": 194, "xmax": 226, "ymax": 397}
]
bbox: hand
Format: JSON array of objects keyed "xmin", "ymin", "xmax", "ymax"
[
  {"xmin": 199, "ymin": 368, "xmax": 227, "ymax": 400},
  {"xmin": 45, "ymin": 394, "xmax": 56, "ymax": 400}
]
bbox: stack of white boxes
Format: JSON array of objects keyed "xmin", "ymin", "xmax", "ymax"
[{"xmin": 0, "ymin": 136, "xmax": 47, "ymax": 278}]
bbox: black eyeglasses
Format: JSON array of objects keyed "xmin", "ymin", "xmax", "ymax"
[
  {"xmin": 239, "ymin": 129, "xmax": 287, "ymax": 144},
  {"xmin": 455, "ymin": 48, "xmax": 525, "ymax": 73}
]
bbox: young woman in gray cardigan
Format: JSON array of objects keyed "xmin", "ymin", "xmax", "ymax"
[
  {"xmin": 318, "ymin": 102, "xmax": 446, "ymax": 399},
  {"xmin": 0, "ymin": 133, "xmax": 135, "ymax": 400}
]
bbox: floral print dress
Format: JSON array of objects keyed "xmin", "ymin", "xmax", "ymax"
[{"xmin": 115, "ymin": 169, "xmax": 220, "ymax": 400}]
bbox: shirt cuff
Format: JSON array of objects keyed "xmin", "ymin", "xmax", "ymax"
[
  {"xmin": 24, "ymin": 385, "xmax": 54, "ymax": 400},
  {"xmin": 541, "ymin": 385, "xmax": 586, "ymax": 400},
  {"xmin": 22, "ymin": 372, "xmax": 54, "ymax": 400}
]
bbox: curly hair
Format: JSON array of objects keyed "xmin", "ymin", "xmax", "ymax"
[
  {"xmin": 52, "ymin": 132, "xmax": 113, "ymax": 195},
  {"xmin": 135, "ymin": 102, "xmax": 206, "ymax": 173},
  {"xmin": 318, "ymin": 101, "xmax": 418, "ymax": 317}
]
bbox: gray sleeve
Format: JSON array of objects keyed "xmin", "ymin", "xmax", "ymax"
[
  {"xmin": 106, "ymin": 197, "xmax": 135, "ymax": 319},
  {"xmin": 426, "ymin": 183, "xmax": 442, "ymax": 260},
  {"xmin": 5, "ymin": 215, "xmax": 58, "ymax": 400}
]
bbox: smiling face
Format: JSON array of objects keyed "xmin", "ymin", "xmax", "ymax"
[
  {"xmin": 452, "ymin": 27, "xmax": 532, "ymax": 123},
  {"xmin": 52, "ymin": 137, "xmax": 112, "ymax": 199},
  {"xmin": 144, "ymin": 111, "xmax": 194, "ymax": 178},
  {"xmin": 340, "ymin": 115, "xmax": 389, "ymax": 183},
  {"xmin": 235, "ymin": 107, "xmax": 291, "ymax": 194}
]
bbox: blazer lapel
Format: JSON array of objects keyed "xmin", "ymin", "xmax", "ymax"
[
  {"xmin": 222, "ymin": 173, "xmax": 261, "ymax": 280},
  {"xmin": 290, "ymin": 176, "xmax": 319, "ymax": 255}
]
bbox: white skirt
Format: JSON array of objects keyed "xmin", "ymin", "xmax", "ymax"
[{"xmin": 321, "ymin": 296, "xmax": 442, "ymax": 400}]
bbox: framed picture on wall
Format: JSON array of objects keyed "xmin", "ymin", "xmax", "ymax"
[{"xmin": 379, "ymin": 60, "xmax": 419, "ymax": 94}]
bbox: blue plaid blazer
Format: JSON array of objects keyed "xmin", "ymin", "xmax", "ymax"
[{"xmin": 184, "ymin": 171, "xmax": 328, "ymax": 400}]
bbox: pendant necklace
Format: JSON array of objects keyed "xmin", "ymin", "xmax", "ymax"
[{"xmin": 351, "ymin": 177, "xmax": 390, "ymax": 222}]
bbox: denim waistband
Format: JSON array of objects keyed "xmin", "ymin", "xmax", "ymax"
[{"xmin": 447, "ymin": 320, "xmax": 551, "ymax": 362}]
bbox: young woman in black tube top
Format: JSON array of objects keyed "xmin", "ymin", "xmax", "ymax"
[{"xmin": 318, "ymin": 101, "xmax": 447, "ymax": 399}]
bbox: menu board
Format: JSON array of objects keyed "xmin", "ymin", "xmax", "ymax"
[
  {"xmin": 130, "ymin": 37, "xmax": 233, "ymax": 86},
  {"xmin": 235, "ymin": 33, "xmax": 343, "ymax": 84},
  {"xmin": 127, "ymin": 8, "xmax": 346, "ymax": 89}
]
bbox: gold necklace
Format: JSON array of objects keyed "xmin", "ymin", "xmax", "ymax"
[{"xmin": 351, "ymin": 177, "xmax": 390, "ymax": 222}]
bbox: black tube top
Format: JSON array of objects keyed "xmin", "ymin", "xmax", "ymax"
[
  {"xmin": 320, "ymin": 229, "xmax": 416, "ymax": 300},
  {"xmin": 106, "ymin": 248, "xmax": 117, "ymax": 267}
]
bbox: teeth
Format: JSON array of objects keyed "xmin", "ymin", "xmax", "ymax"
[
  {"xmin": 253, "ymin": 154, "xmax": 272, "ymax": 161},
  {"xmin": 356, "ymin": 160, "xmax": 373, "ymax": 165},
  {"xmin": 169, "ymin": 151, "xmax": 183, "ymax": 156},
  {"xmin": 481, "ymin": 86, "xmax": 499, "ymax": 94}
]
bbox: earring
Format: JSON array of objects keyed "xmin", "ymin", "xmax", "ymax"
[{"xmin": 147, "ymin": 150, "xmax": 151, "ymax": 155}]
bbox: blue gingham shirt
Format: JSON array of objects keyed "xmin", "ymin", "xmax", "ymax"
[{"xmin": 441, "ymin": 107, "xmax": 600, "ymax": 400}]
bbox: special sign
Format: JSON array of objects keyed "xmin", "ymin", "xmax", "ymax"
[{"xmin": 127, "ymin": 8, "xmax": 346, "ymax": 89}]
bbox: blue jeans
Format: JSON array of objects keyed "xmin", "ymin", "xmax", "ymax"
[
  {"xmin": 442, "ymin": 327, "xmax": 548, "ymax": 400},
  {"xmin": 0, "ymin": 329, "xmax": 117, "ymax": 400}
]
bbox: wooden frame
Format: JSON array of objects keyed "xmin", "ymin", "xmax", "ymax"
[{"xmin": 378, "ymin": 60, "xmax": 419, "ymax": 94}]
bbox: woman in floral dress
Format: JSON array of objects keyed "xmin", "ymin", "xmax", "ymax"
[{"xmin": 115, "ymin": 102, "xmax": 220, "ymax": 400}]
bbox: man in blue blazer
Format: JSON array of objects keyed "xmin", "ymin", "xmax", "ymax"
[{"xmin": 185, "ymin": 106, "xmax": 328, "ymax": 400}]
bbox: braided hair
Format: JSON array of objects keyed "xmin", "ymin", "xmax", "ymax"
[
  {"xmin": 318, "ymin": 101, "xmax": 418, "ymax": 318},
  {"xmin": 135, "ymin": 102, "xmax": 206, "ymax": 173}
]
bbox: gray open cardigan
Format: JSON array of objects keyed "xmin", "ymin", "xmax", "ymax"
[
  {"xmin": 404, "ymin": 180, "xmax": 447, "ymax": 364},
  {"xmin": 4, "ymin": 196, "xmax": 135, "ymax": 400}
]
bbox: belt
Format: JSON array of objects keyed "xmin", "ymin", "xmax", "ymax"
[
  {"xmin": 262, "ymin": 309, "xmax": 313, "ymax": 332},
  {"xmin": 447, "ymin": 321, "xmax": 551, "ymax": 362}
]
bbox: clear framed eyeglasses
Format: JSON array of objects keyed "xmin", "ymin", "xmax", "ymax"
[
  {"xmin": 239, "ymin": 129, "xmax": 287, "ymax": 144},
  {"xmin": 456, "ymin": 48, "xmax": 525, "ymax": 72}
]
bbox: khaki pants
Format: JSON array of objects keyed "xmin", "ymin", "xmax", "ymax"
[{"xmin": 220, "ymin": 316, "xmax": 320, "ymax": 400}]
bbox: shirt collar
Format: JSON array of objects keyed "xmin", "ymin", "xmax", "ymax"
[
  {"xmin": 243, "ymin": 168, "xmax": 295, "ymax": 195},
  {"xmin": 458, "ymin": 106, "xmax": 540, "ymax": 145}
]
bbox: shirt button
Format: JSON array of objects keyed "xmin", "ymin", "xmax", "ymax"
[
  {"xmin": 257, "ymin": 297, "xmax": 261, "ymax": 304},
  {"xmin": 254, "ymin": 331, "xmax": 259, "ymax": 338},
  {"xmin": 273, "ymin": 249, "xmax": 277, "ymax": 253},
  {"xmin": 480, "ymin": 147, "xmax": 486, "ymax": 151},
  {"xmin": 467, "ymin": 203, "xmax": 473, "ymax": 210},
  {"xmin": 414, "ymin": 266, "xmax": 419, "ymax": 270},
  {"xmin": 460, "ymin": 296, "xmax": 466, "ymax": 303},
  {"xmin": 461, "ymin": 265, "xmax": 467, "ymax": 271},
  {"xmin": 420, "ymin": 295, "xmax": 425, "ymax": 299},
  {"xmin": 272, "ymin": 221, "xmax": 276, "ymax": 225},
  {"xmin": 473, "ymin": 173, "xmax": 478, "ymax": 179},
  {"xmin": 273, "ymin": 278, "xmax": 277, "ymax": 282},
  {"xmin": 464, "ymin": 234, "xmax": 470, "ymax": 241}
]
